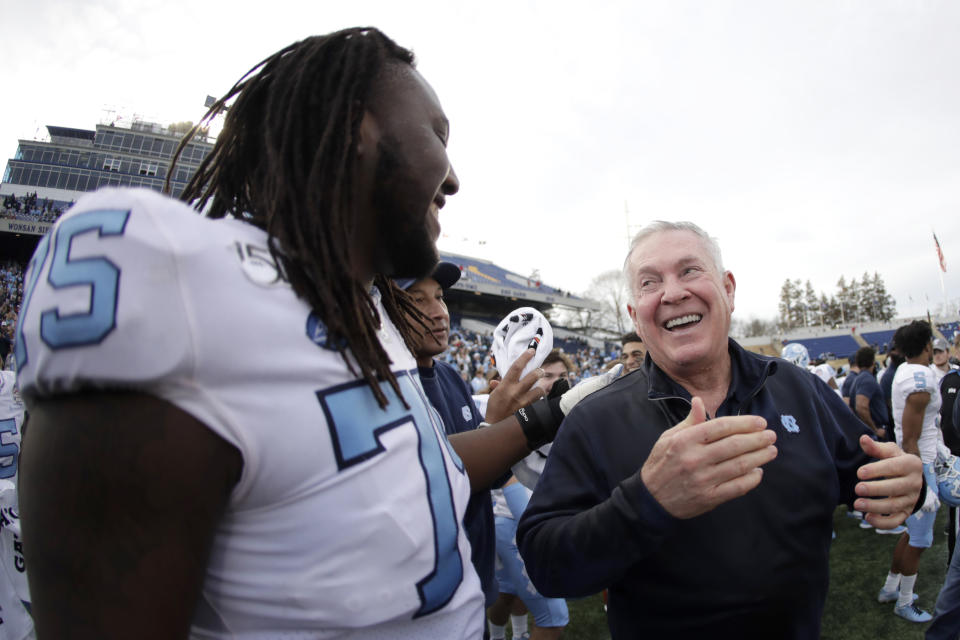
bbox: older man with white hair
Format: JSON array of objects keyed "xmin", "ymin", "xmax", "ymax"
[{"xmin": 517, "ymin": 221, "xmax": 924, "ymax": 640}]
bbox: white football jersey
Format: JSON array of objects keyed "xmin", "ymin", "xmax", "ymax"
[
  {"xmin": 16, "ymin": 188, "xmax": 482, "ymax": 639},
  {"xmin": 0, "ymin": 372, "xmax": 33, "ymax": 639},
  {"xmin": 812, "ymin": 363, "xmax": 836, "ymax": 385},
  {"xmin": 892, "ymin": 363, "xmax": 942, "ymax": 464}
]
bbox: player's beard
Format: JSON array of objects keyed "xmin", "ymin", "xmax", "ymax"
[{"xmin": 370, "ymin": 139, "xmax": 440, "ymax": 280}]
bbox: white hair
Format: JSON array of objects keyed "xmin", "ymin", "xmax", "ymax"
[{"xmin": 622, "ymin": 221, "xmax": 724, "ymax": 291}]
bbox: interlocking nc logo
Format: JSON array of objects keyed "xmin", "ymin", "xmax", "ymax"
[{"xmin": 780, "ymin": 415, "xmax": 800, "ymax": 433}]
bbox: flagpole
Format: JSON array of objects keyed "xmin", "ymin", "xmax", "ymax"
[
  {"xmin": 940, "ymin": 270, "xmax": 948, "ymax": 324},
  {"xmin": 934, "ymin": 229, "xmax": 948, "ymax": 322}
]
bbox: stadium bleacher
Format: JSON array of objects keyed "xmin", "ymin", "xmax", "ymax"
[
  {"xmin": 439, "ymin": 250, "xmax": 593, "ymax": 308},
  {"xmin": 789, "ymin": 334, "xmax": 861, "ymax": 361},
  {"xmin": 940, "ymin": 321, "xmax": 959, "ymax": 340},
  {"xmin": 859, "ymin": 329, "xmax": 896, "ymax": 353}
]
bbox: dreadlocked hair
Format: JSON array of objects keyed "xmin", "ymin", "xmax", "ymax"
[{"xmin": 169, "ymin": 27, "xmax": 420, "ymax": 409}]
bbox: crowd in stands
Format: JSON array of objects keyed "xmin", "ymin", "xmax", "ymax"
[
  {"xmin": 442, "ymin": 324, "xmax": 620, "ymax": 388},
  {"xmin": 1, "ymin": 193, "xmax": 68, "ymax": 224},
  {"xmin": 0, "ymin": 260, "xmax": 23, "ymax": 369}
]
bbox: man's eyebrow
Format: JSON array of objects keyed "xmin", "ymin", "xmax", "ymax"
[{"xmin": 634, "ymin": 255, "xmax": 705, "ymax": 273}]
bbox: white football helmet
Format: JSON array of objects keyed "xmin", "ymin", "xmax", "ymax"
[
  {"xmin": 781, "ymin": 343, "xmax": 810, "ymax": 369},
  {"xmin": 936, "ymin": 443, "xmax": 960, "ymax": 508}
]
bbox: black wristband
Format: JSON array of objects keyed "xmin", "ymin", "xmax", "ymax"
[
  {"xmin": 514, "ymin": 378, "xmax": 571, "ymax": 450},
  {"xmin": 911, "ymin": 470, "xmax": 928, "ymax": 514},
  {"xmin": 515, "ymin": 396, "xmax": 564, "ymax": 450}
]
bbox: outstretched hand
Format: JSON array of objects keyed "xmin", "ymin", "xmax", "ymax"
[
  {"xmin": 640, "ymin": 397, "xmax": 777, "ymax": 519},
  {"xmin": 484, "ymin": 349, "xmax": 545, "ymax": 424},
  {"xmin": 854, "ymin": 435, "xmax": 923, "ymax": 530}
]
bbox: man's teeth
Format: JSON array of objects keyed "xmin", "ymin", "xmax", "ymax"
[{"xmin": 665, "ymin": 314, "xmax": 702, "ymax": 329}]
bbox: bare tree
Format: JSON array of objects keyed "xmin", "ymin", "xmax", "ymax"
[
  {"xmin": 731, "ymin": 316, "xmax": 778, "ymax": 338},
  {"xmin": 584, "ymin": 269, "xmax": 632, "ymax": 336}
]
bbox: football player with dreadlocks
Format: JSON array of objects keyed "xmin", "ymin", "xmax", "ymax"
[{"xmin": 15, "ymin": 28, "xmax": 581, "ymax": 639}]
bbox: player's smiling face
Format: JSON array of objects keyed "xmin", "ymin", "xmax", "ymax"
[
  {"xmin": 356, "ymin": 63, "xmax": 459, "ymax": 281},
  {"xmin": 626, "ymin": 230, "xmax": 736, "ymax": 378}
]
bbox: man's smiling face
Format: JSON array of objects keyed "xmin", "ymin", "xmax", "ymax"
[{"xmin": 626, "ymin": 229, "xmax": 736, "ymax": 379}]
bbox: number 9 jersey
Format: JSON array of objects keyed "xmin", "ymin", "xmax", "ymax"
[{"xmin": 15, "ymin": 188, "xmax": 483, "ymax": 639}]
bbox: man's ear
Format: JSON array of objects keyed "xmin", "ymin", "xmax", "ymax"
[
  {"xmin": 627, "ymin": 303, "xmax": 642, "ymax": 336},
  {"xmin": 723, "ymin": 271, "xmax": 736, "ymax": 313}
]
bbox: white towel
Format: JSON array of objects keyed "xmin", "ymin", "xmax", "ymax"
[{"xmin": 491, "ymin": 307, "xmax": 553, "ymax": 380}]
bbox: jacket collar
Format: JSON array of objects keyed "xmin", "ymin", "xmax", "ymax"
[{"xmin": 643, "ymin": 338, "xmax": 778, "ymax": 415}]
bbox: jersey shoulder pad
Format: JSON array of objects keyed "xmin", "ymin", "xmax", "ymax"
[{"xmin": 16, "ymin": 188, "xmax": 207, "ymax": 397}]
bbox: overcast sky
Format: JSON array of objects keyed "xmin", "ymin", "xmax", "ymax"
[{"xmin": 3, "ymin": 0, "xmax": 958, "ymax": 323}]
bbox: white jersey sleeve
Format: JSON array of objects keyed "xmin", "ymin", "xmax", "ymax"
[{"xmin": 16, "ymin": 188, "xmax": 482, "ymax": 639}]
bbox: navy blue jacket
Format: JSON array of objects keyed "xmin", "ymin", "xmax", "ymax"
[
  {"xmin": 419, "ymin": 359, "xmax": 499, "ymax": 606},
  {"xmin": 517, "ymin": 340, "xmax": 872, "ymax": 639},
  {"xmin": 941, "ymin": 370, "xmax": 960, "ymax": 454}
]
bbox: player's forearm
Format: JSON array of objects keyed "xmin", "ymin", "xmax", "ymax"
[
  {"xmin": 448, "ymin": 417, "xmax": 530, "ymax": 492},
  {"xmin": 901, "ymin": 433, "xmax": 921, "ymax": 457},
  {"xmin": 901, "ymin": 409, "xmax": 923, "ymax": 457},
  {"xmin": 856, "ymin": 408, "xmax": 877, "ymax": 432}
]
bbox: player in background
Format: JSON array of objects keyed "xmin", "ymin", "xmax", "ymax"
[
  {"xmin": 849, "ymin": 347, "xmax": 890, "ymax": 441},
  {"xmin": 0, "ymin": 367, "xmax": 32, "ymax": 639},
  {"xmin": 841, "ymin": 354, "xmax": 862, "ymax": 404},
  {"xmin": 488, "ymin": 349, "xmax": 572, "ymax": 640},
  {"xmin": 927, "ymin": 378, "xmax": 960, "ymax": 639},
  {"xmin": 878, "ymin": 320, "xmax": 943, "ymax": 623},
  {"xmin": 939, "ymin": 367, "xmax": 960, "ymax": 455},
  {"xmin": 880, "ymin": 334, "xmax": 906, "ymax": 436},
  {"xmin": 396, "ymin": 262, "xmax": 545, "ymax": 615},
  {"xmin": 932, "ymin": 337, "xmax": 959, "ymax": 384},
  {"xmin": 15, "ymin": 28, "xmax": 576, "ymax": 639},
  {"xmin": 811, "ymin": 356, "xmax": 840, "ymax": 392},
  {"xmin": 619, "ymin": 332, "xmax": 646, "ymax": 373},
  {"xmin": 781, "ymin": 342, "xmax": 811, "ymax": 371}
]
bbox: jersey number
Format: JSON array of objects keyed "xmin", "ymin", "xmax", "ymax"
[
  {"xmin": 15, "ymin": 209, "xmax": 130, "ymax": 370},
  {"xmin": 0, "ymin": 419, "xmax": 18, "ymax": 480},
  {"xmin": 318, "ymin": 374, "xmax": 463, "ymax": 618}
]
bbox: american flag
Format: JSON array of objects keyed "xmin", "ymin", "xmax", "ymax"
[{"xmin": 934, "ymin": 232, "xmax": 947, "ymax": 273}]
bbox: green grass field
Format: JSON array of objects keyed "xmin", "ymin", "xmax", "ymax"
[{"xmin": 504, "ymin": 507, "xmax": 953, "ymax": 639}]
